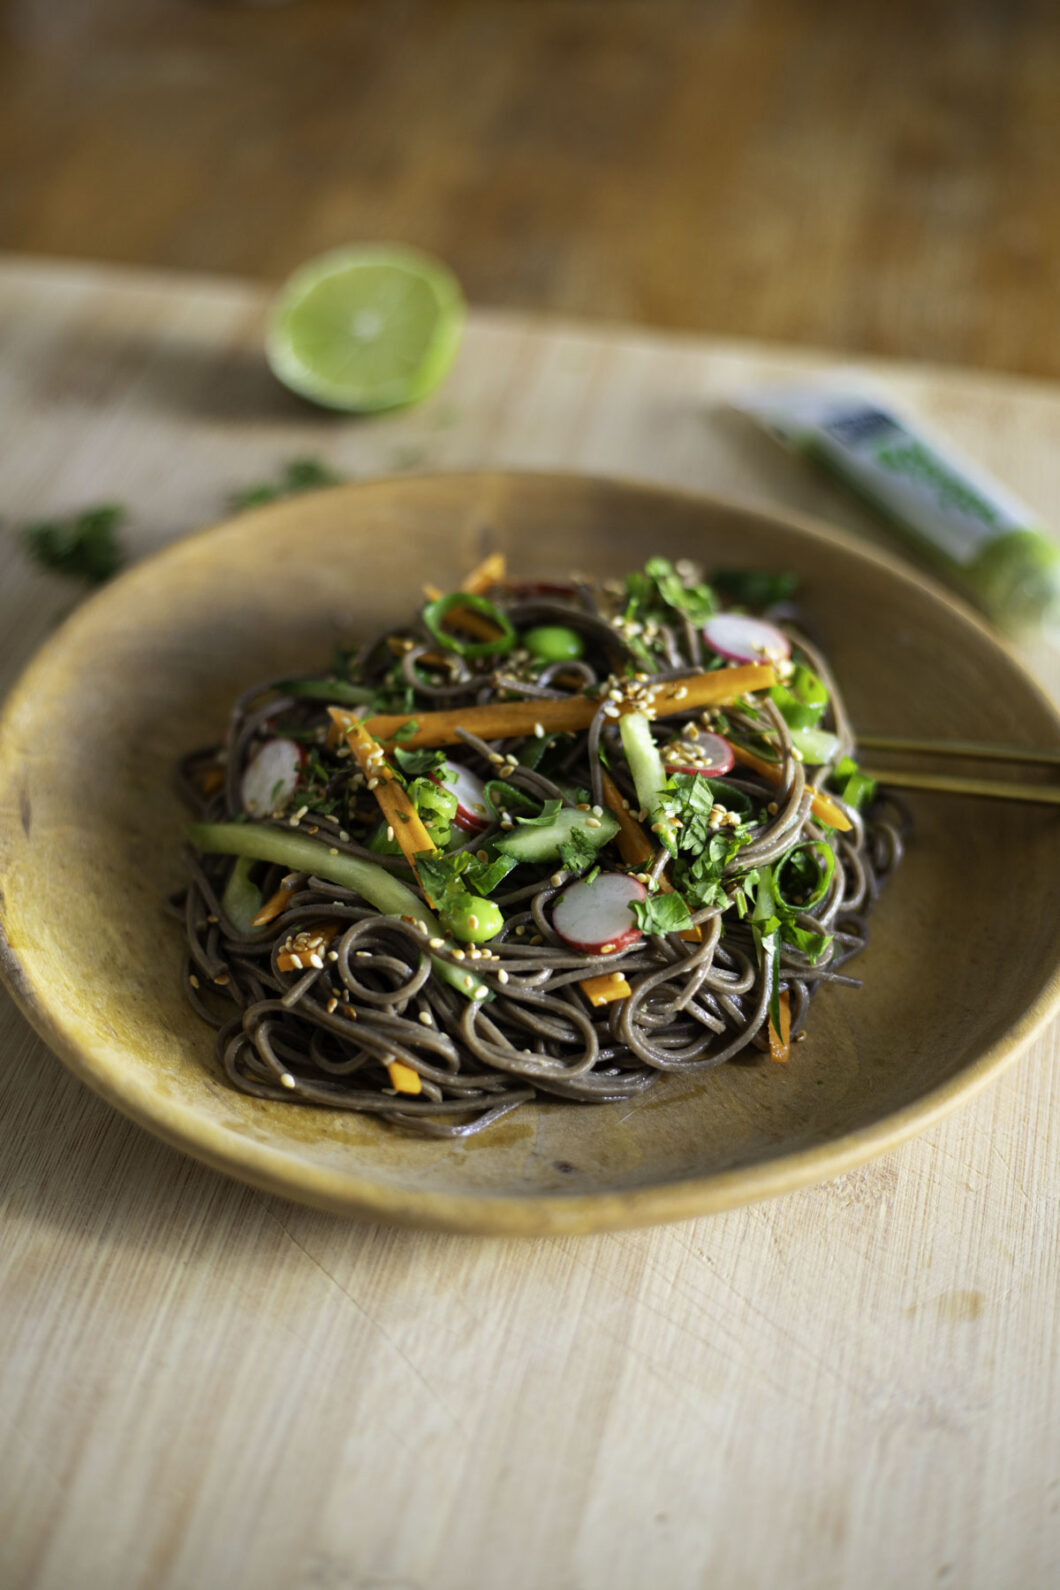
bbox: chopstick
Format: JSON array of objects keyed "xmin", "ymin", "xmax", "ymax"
[
  {"xmin": 857, "ymin": 734, "xmax": 1060, "ymax": 767},
  {"xmin": 857, "ymin": 734, "xmax": 1060, "ymax": 806}
]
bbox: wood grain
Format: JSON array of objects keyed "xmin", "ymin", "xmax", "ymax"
[
  {"xmin": 2, "ymin": 0, "xmax": 1060, "ymax": 377},
  {"xmin": 2, "ymin": 256, "xmax": 1060, "ymax": 1588}
]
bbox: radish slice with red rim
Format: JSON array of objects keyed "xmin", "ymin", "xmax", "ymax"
[
  {"xmin": 241, "ymin": 738, "xmax": 305, "ymax": 816},
  {"xmin": 663, "ymin": 732, "xmax": 735, "ymax": 777},
  {"xmin": 432, "ymin": 762, "xmax": 489, "ymax": 834},
  {"xmin": 702, "ymin": 613, "xmax": 790, "ymax": 665},
  {"xmin": 552, "ymin": 872, "xmax": 646, "ymax": 955}
]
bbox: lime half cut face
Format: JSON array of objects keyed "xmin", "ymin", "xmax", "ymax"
[{"xmin": 266, "ymin": 245, "xmax": 465, "ymax": 413}]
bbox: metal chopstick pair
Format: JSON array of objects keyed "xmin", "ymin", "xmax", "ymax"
[{"xmin": 856, "ymin": 735, "xmax": 1060, "ymax": 807}]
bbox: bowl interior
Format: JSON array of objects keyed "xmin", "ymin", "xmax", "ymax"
[{"xmin": 2, "ymin": 471, "xmax": 1058, "ymax": 1231}]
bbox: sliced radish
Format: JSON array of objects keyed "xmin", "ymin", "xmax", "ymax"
[
  {"xmin": 702, "ymin": 613, "xmax": 790, "ymax": 665},
  {"xmin": 431, "ymin": 762, "xmax": 489, "ymax": 834},
  {"xmin": 663, "ymin": 732, "xmax": 735, "ymax": 777},
  {"xmin": 241, "ymin": 738, "xmax": 305, "ymax": 816},
  {"xmin": 552, "ymin": 872, "xmax": 646, "ymax": 956}
]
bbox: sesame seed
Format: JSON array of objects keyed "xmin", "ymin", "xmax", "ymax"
[
  {"xmin": 467, "ymin": 914, "xmax": 479, "ymax": 931},
  {"xmin": 189, "ymin": 974, "xmax": 200, "ymax": 989},
  {"xmin": 386, "ymin": 824, "xmax": 395, "ymax": 842},
  {"xmin": 356, "ymin": 950, "xmax": 371, "ymax": 959},
  {"xmin": 767, "ymin": 801, "xmax": 779, "ymax": 815},
  {"xmin": 452, "ymin": 948, "xmax": 466, "ymax": 960},
  {"xmin": 464, "ymin": 975, "xmax": 474, "ymax": 989},
  {"xmin": 280, "ymin": 1072, "xmax": 296, "ymax": 1089},
  {"xmin": 550, "ymin": 872, "xmax": 564, "ymax": 888},
  {"xmin": 206, "ymin": 913, "xmax": 218, "ymax": 925},
  {"xmin": 289, "ymin": 955, "xmax": 303, "ymax": 970},
  {"xmin": 497, "ymin": 969, "xmax": 510, "ymax": 984},
  {"xmin": 327, "ymin": 949, "xmax": 339, "ymax": 961},
  {"xmin": 418, "ymin": 1011, "xmax": 433, "ymax": 1026},
  {"xmin": 428, "ymin": 937, "xmax": 445, "ymax": 949},
  {"xmin": 473, "ymin": 985, "xmax": 489, "ymax": 1001},
  {"xmin": 600, "ymin": 942, "xmax": 616, "ymax": 954},
  {"xmin": 367, "ymin": 778, "xmax": 380, "ymax": 790},
  {"xmin": 326, "ymin": 997, "xmax": 338, "ymax": 1014},
  {"xmin": 586, "ymin": 817, "xmax": 602, "ymax": 829},
  {"xmin": 591, "ymin": 805, "xmax": 603, "ymax": 817},
  {"xmin": 534, "ymin": 722, "xmax": 545, "ymax": 738},
  {"xmin": 294, "ymin": 805, "xmax": 309, "ymax": 821},
  {"xmin": 309, "ymin": 954, "xmax": 324, "ymax": 969}
]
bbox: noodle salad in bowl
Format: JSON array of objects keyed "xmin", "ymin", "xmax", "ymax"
[{"xmin": 175, "ymin": 554, "xmax": 904, "ymax": 1136}]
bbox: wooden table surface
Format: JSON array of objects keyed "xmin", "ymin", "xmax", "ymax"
[
  {"xmin": 3, "ymin": 0, "xmax": 1060, "ymax": 380},
  {"xmin": 2, "ymin": 255, "xmax": 1059, "ymax": 1590}
]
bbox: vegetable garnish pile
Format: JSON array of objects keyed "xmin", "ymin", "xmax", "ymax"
[{"xmin": 176, "ymin": 554, "xmax": 904, "ymax": 1137}]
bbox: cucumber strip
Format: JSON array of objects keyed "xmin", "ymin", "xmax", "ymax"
[
  {"xmin": 187, "ymin": 822, "xmax": 486, "ymax": 1000},
  {"xmin": 790, "ymin": 726, "xmax": 840, "ymax": 765},
  {"xmin": 618, "ymin": 711, "xmax": 676, "ymax": 853},
  {"xmin": 493, "ymin": 806, "xmax": 619, "ymax": 863},
  {"xmin": 220, "ymin": 855, "xmax": 263, "ymax": 934},
  {"xmin": 276, "ymin": 679, "xmax": 376, "ymax": 704}
]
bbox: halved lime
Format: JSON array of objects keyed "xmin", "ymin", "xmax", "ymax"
[{"xmin": 266, "ymin": 244, "xmax": 465, "ymax": 413}]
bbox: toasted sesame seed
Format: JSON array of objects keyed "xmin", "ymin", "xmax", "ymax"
[
  {"xmin": 326, "ymin": 997, "xmax": 338, "ymax": 1014},
  {"xmin": 473, "ymin": 985, "xmax": 489, "ymax": 1000},
  {"xmin": 497, "ymin": 969, "xmax": 510, "ymax": 984},
  {"xmin": 189, "ymin": 974, "xmax": 200, "ymax": 989},
  {"xmin": 355, "ymin": 950, "xmax": 371, "ymax": 959},
  {"xmin": 464, "ymin": 975, "xmax": 474, "ymax": 989},
  {"xmin": 280, "ymin": 1072, "xmax": 296, "ymax": 1089},
  {"xmin": 586, "ymin": 817, "xmax": 602, "ymax": 829},
  {"xmin": 418, "ymin": 1010, "xmax": 433, "ymax": 1026},
  {"xmin": 767, "ymin": 801, "xmax": 779, "ymax": 815},
  {"xmin": 428, "ymin": 936, "xmax": 445, "ymax": 949},
  {"xmin": 467, "ymin": 914, "xmax": 479, "ymax": 931},
  {"xmin": 452, "ymin": 948, "xmax": 466, "ymax": 960}
]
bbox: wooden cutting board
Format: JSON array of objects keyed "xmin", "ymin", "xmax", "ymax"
[{"xmin": 2, "ymin": 256, "xmax": 1058, "ymax": 1590}]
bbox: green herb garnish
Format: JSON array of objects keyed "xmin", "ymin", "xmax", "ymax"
[
  {"xmin": 22, "ymin": 504, "xmax": 126, "ymax": 585},
  {"xmin": 230, "ymin": 457, "xmax": 344, "ymax": 511}
]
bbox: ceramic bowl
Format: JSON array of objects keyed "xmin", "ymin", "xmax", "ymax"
[{"xmin": 2, "ymin": 472, "xmax": 1059, "ymax": 1232}]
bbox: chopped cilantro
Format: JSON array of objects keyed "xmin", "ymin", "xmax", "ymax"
[
  {"xmin": 230, "ymin": 457, "xmax": 344, "ymax": 511},
  {"xmin": 22, "ymin": 504, "xmax": 126, "ymax": 585},
  {"xmin": 625, "ymin": 557, "xmax": 717, "ymax": 625},
  {"xmin": 630, "ymin": 892, "xmax": 695, "ymax": 936}
]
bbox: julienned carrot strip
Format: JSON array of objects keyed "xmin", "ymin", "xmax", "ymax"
[
  {"xmin": 598, "ymin": 770, "xmax": 701, "ymax": 943},
  {"xmin": 363, "ymin": 663, "xmax": 776, "ymax": 749},
  {"xmin": 580, "ymin": 972, "xmax": 632, "ymax": 1008},
  {"xmin": 252, "ymin": 874, "xmax": 300, "ymax": 927},
  {"xmin": 327, "ymin": 710, "xmax": 437, "ymax": 866},
  {"xmin": 729, "ymin": 743, "xmax": 852, "ymax": 833},
  {"xmin": 600, "ymin": 770, "xmax": 653, "ymax": 868},
  {"xmin": 386, "ymin": 1059, "xmax": 422, "ymax": 1095},
  {"xmin": 276, "ymin": 922, "xmax": 341, "ymax": 974},
  {"xmin": 461, "ymin": 552, "xmax": 506, "ymax": 595},
  {"xmin": 768, "ymin": 990, "xmax": 791, "ymax": 1062}
]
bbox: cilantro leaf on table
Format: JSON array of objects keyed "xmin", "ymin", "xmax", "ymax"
[
  {"xmin": 22, "ymin": 504, "xmax": 126, "ymax": 585},
  {"xmin": 229, "ymin": 457, "xmax": 344, "ymax": 511}
]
